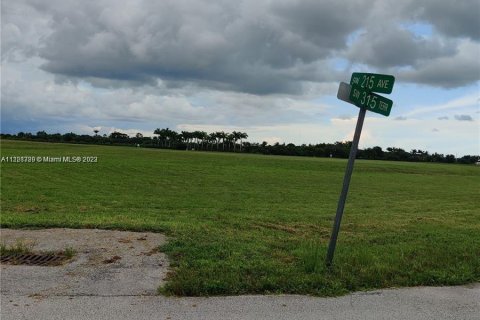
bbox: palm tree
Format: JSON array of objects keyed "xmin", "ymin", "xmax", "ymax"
[
  {"xmin": 238, "ymin": 132, "xmax": 248, "ymax": 152},
  {"xmin": 192, "ymin": 131, "xmax": 202, "ymax": 150},
  {"xmin": 217, "ymin": 131, "xmax": 226, "ymax": 151},
  {"xmin": 199, "ymin": 131, "xmax": 208, "ymax": 150},
  {"xmin": 181, "ymin": 131, "xmax": 192, "ymax": 150},
  {"xmin": 214, "ymin": 131, "xmax": 223, "ymax": 150},
  {"xmin": 163, "ymin": 128, "xmax": 178, "ymax": 148},
  {"xmin": 226, "ymin": 133, "xmax": 235, "ymax": 151},
  {"xmin": 169, "ymin": 130, "xmax": 179, "ymax": 148},
  {"xmin": 163, "ymin": 128, "xmax": 171, "ymax": 148},
  {"xmin": 161, "ymin": 128, "xmax": 168, "ymax": 147},
  {"xmin": 153, "ymin": 128, "xmax": 163, "ymax": 147},
  {"xmin": 231, "ymin": 131, "xmax": 240, "ymax": 152},
  {"xmin": 208, "ymin": 133, "xmax": 217, "ymax": 151}
]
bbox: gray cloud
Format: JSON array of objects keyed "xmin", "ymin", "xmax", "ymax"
[
  {"xmin": 438, "ymin": 116, "xmax": 449, "ymax": 120},
  {"xmin": 397, "ymin": 40, "xmax": 480, "ymax": 88},
  {"xmin": 2, "ymin": 0, "xmax": 479, "ymax": 95},
  {"xmin": 23, "ymin": 0, "xmax": 353, "ymax": 94},
  {"xmin": 347, "ymin": 26, "xmax": 456, "ymax": 68},
  {"xmin": 408, "ymin": 0, "xmax": 480, "ymax": 41},
  {"xmin": 337, "ymin": 114, "xmax": 354, "ymax": 120},
  {"xmin": 395, "ymin": 116, "xmax": 407, "ymax": 120},
  {"xmin": 454, "ymin": 114, "xmax": 473, "ymax": 121},
  {"xmin": 1, "ymin": 57, "xmax": 326, "ymax": 132},
  {"xmin": 1, "ymin": 1, "xmax": 52, "ymax": 62},
  {"xmin": 272, "ymin": 1, "xmax": 368, "ymax": 50}
]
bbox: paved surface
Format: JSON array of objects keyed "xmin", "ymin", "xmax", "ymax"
[
  {"xmin": 0, "ymin": 228, "xmax": 168, "ymax": 296},
  {"xmin": 2, "ymin": 284, "xmax": 479, "ymax": 320},
  {"xmin": 1, "ymin": 229, "xmax": 479, "ymax": 319}
]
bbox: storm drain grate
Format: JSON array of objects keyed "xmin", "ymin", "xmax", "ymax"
[{"xmin": 1, "ymin": 253, "xmax": 71, "ymax": 266}]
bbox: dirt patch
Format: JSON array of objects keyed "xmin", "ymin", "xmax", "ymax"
[{"xmin": 0, "ymin": 228, "xmax": 169, "ymax": 297}]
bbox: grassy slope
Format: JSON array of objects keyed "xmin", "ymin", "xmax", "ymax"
[{"xmin": 1, "ymin": 139, "xmax": 479, "ymax": 296}]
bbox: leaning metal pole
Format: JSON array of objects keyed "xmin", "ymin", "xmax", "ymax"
[{"xmin": 326, "ymin": 107, "xmax": 367, "ymax": 267}]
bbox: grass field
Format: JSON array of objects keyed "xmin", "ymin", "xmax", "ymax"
[{"xmin": 1, "ymin": 139, "xmax": 479, "ymax": 296}]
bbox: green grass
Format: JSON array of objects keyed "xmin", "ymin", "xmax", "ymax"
[{"xmin": 1, "ymin": 139, "xmax": 479, "ymax": 296}]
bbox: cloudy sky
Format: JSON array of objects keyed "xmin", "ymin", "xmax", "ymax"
[{"xmin": 2, "ymin": 0, "xmax": 479, "ymax": 155}]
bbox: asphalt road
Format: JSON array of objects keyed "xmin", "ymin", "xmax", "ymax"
[{"xmin": 2, "ymin": 283, "xmax": 479, "ymax": 320}]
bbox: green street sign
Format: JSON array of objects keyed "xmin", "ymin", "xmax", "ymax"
[
  {"xmin": 328, "ymin": 73, "xmax": 396, "ymax": 266},
  {"xmin": 350, "ymin": 73, "xmax": 395, "ymax": 94},
  {"xmin": 349, "ymin": 85, "xmax": 393, "ymax": 116}
]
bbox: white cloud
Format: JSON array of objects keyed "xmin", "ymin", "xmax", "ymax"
[
  {"xmin": 403, "ymin": 92, "xmax": 479, "ymax": 117},
  {"xmin": 359, "ymin": 116, "xmax": 480, "ymax": 155}
]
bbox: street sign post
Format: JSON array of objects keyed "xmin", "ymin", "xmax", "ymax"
[
  {"xmin": 326, "ymin": 73, "xmax": 395, "ymax": 267},
  {"xmin": 325, "ymin": 106, "xmax": 366, "ymax": 267},
  {"xmin": 350, "ymin": 72, "xmax": 395, "ymax": 94}
]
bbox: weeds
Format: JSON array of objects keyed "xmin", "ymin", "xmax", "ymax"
[
  {"xmin": 0, "ymin": 240, "xmax": 77, "ymax": 261},
  {"xmin": 0, "ymin": 239, "xmax": 34, "ymax": 255}
]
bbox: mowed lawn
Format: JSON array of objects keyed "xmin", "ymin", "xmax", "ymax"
[{"xmin": 1, "ymin": 139, "xmax": 479, "ymax": 296}]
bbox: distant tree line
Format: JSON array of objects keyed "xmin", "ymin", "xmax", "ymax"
[{"xmin": 1, "ymin": 130, "xmax": 478, "ymax": 164}]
